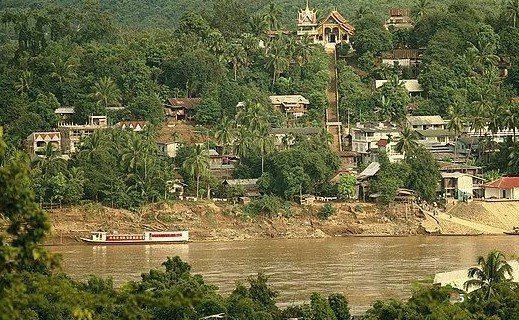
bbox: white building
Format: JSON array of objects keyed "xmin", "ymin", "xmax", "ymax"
[
  {"xmin": 351, "ymin": 122, "xmax": 403, "ymax": 163},
  {"xmin": 375, "ymin": 79, "xmax": 423, "ymax": 97},
  {"xmin": 484, "ymin": 177, "xmax": 519, "ymax": 200}
]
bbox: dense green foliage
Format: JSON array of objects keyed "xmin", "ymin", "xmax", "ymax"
[
  {"xmin": 371, "ymin": 147, "xmax": 440, "ymax": 203},
  {"xmin": 259, "ymin": 135, "xmax": 340, "ymax": 199},
  {"xmin": 0, "ymin": 0, "xmax": 502, "ymax": 30}
]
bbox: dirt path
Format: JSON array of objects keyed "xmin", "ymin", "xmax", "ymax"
[{"xmin": 437, "ymin": 213, "xmax": 506, "ymax": 234}]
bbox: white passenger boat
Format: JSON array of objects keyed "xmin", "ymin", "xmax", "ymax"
[{"xmin": 80, "ymin": 231, "xmax": 189, "ymax": 244}]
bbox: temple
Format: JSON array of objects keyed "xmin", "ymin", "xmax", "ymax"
[{"xmin": 297, "ymin": 2, "xmax": 354, "ymax": 48}]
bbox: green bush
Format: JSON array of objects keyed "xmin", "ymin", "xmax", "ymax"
[
  {"xmin": 243, "ymin": 196, "xmax": 288, "ymax": 217},
  {"xmin": 319, "ymin": 203, "xmax": 336, "ymax": 220}
]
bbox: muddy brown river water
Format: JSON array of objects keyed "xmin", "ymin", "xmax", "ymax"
[{"xmin": 49, "ymin": 236, "xmax": 519, "ymax": 314}]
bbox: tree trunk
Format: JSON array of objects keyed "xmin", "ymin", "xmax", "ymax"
[
  {"xmin": 261, "ymin": 155, "xmax": 264, "ymax": 174},
  {"xmin": 196, "ymin": 174, "xmax": 200, "ymax": 199}
]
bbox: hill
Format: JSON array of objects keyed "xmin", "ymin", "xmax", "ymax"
[{"xmin": 0, "ymin": 0, "xmax": 502, "ymax": 29}]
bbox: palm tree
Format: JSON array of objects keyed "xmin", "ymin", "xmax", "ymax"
[
  {"xmin": 266, "ymin": 44, "xmax": 290, "ymax": 86},
  {"xmin": 504, "ymin": 103, "xmax": 519, "ymax": 142},
  {"xmin": 226, "ymin": 42, "xmax": 248, "ymax": 81},
  {"xmin": 255, "ymin": 128, "xmax": 275, "ymax": 173},
  {"xmin": 51, "ymin": 57, "xmax": 77, "ymax": 84},
  {"xmin": 182, "ymin": 144, "xmax": 209, "ymax": 199},
  {"xmin": 464, "ymin": 250, "xmax": 513, "ymax": 300},
  {"xmin": 505, "ymin": 0, "xmax": 519, "ymax": 28},
  {"xmin": 234, "ymin": 127, "xmax": 255, "ymax": 160},
  {"xmin": 467, "ymin": 42, "xmax": 499, "ymax": 73},
  {"xmin": 488, "ymin": 104, "xmax": 504, "ymax": 138},
  {"xmin": 447, "ymin": 104, "xmax": 465, "ymax": 155},
  {"xmin": 296, "ymin": 35, "xmax": 315, "ymax": 66},
  {"xmin": 15, "ymin": 70, "xmax": 33, "ymax": 95},
  {"xmin": 395, "ymin": 126, "xmax": 418, "ymax": 157},
  {"xmin": 248, "ymin": 14, "xmax": 268, "ymax": 36},
  {"xmin": 91, "ymin": 76, "xmax": 121, "ymax": 109},
  {"xmin": 508, "ymin": 140, "xmax": 519, "ymax": 168},
  {"xmin": 264, "ymin": 1, "xmax": 281, "ymax": 31},
  {"xmin": 214, "ymin": 117, "xmax": 235, "ymax": 157},
  {"xmin": 467, "ymin": 98, "xmax": 489, "ymax": 159}
]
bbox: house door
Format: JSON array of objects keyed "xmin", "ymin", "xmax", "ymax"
[
  {"xmin": 330, "ymin": 34, "xmax": 336, "ymax": 43},
  {"xmin": 503, "ymin": 189, "xmax": 507, "ymax": 199}
]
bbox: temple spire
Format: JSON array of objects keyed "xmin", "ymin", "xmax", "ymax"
[{"xmin": 306, "ymin": 0, "xmax": 309, "ymax": 10}]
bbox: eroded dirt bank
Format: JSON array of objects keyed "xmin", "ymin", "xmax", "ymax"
[{"xmin": 45, "ymin": 201, "xmax": 425, "ymax": 245}]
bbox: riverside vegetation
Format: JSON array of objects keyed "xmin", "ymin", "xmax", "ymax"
[{"xmin": 1, "ymin": 128, "xmax": 519, "ymax": 319}]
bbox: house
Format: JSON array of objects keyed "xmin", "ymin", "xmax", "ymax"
[
  {"xmin": 384, "ymin": 8, "xmax": 414, "ymax": 29},
  {"xmin": 439, "ymin": 162, "xmax": 481, "ymax": 176},
  {"xmin": 484, "ymin": 177, "xmax": 519, "ymax": 200},
  {"xmin": 222, "ymin": 179, "xmax": 260, "ymax": 197},
  {"xmin": 26, "ymin": 131, "xmax": 61, "ymax": 156},
  {"xmin": 440, "ymin": 172, "xmax": 485, "ymax": 200},
  {"xmin": 416, "ymin": 129, "xmax": 455, "ymax": 145},
  {"xmin": 115, "ymin": 121, "xmax": 147, "ymax": 132},
  {"xmin": 54, "ymin": 107, "xmax": 75, "ymax": 121},
  {"xmin": 164, "ymin": 98, "xmax": 201, "ymax": 121},
  {"xmin": 374, "ymin": 138, "xmax": 405, "ymax": 162},
  {"xmin": 406, "ymin": 115, "xmax": 447, "ymax": 130},
  {"xmin": 270, "ymin": 127, "xmax": 320, "ymax": 149},
  {"xmin": 157, "ymin": 142, "xmax": 181, "ymax": 158},
  {"xmin": 350, "ymin": 122, "xmax": 403, "ymax": 163},
  {"xmin": 375, "ymin": 79, "xmax": 423, "ymax": 97},
  {"xmin": 58, "ymin": 115, "xmax": 108, "ymax": 153},
  {"xmin": 269, "ymin": 95, "xmax": 310, "ymax": 118},
  {"xmin": 381, "ymin": 49, "xmax": 423, "ymax": 67}
]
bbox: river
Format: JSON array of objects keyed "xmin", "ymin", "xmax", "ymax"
[{"xmin": 49, "ymin": 236, "xmax": 519, "ymax": 314}]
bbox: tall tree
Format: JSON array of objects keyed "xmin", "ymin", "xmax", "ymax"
[
  {"xmin": 91, "ymin": 76, "xmax": 121, "ymax": 109},
  {"xmin": 264, "ymin": 1, "xmax": 281, "ymax": 31},
  {"xmin": 395, "ymin": 126, "xmax": 419, "ymax": 157},
  {"xmin": 182, "ymin": 144, "xmax": 209, "ymax": 199},
  {"xmin": 214, "ymin": 116, "xmax": 235, "ymax": 157}
]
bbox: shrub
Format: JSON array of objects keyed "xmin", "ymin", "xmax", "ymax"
[
  {"xmin": 243, "ymin": 196, "xmax": 288, "ymax": 217},
  {"xmin": 319, "ymin": 203, "xmax": 336, "ymax": 220}
]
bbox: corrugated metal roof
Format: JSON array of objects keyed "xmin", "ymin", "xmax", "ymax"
[
  {"xmin": 375, "ymin": 79, "xmax": 423, "ymax": 92},
  {"xmin": 407, "ymin": 115, "xmax": 447, "ymax": 126},
  {"xmin": 357, "ymin": 162, "xmax": 380, "ymax": 180},
  {"xmin": 416, "ymin": 129, "xmax": 455, "ymax": 137},
  {"xmin": 270, "ymin": 127, "xmax": 320, "ymax": 135},
  {"xmin": 269, "ymin": 95, "xmax": 310, "ymax": 105}
]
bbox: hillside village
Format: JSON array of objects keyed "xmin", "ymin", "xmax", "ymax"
[{"xmin": 0, "ymin": 0, "xmax": 518, "ymax": 228}]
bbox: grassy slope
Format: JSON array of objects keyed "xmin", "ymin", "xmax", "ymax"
[{"xmin": 0, "ymin": 0, "xmax": 501, "ymax": 29}]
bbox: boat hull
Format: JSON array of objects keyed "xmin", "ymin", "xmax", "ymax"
[
  {"xmin": 80, "ymin": 238, "xmax": 188, "ymax": 245},
  {"xmin": 504, "ymin": 232, "xmax": 519, "ymax": 235}
]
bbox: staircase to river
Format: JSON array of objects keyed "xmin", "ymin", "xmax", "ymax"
[{"xmin": 325, "ymin": 48, "xmax": 342, "ymax": 153}]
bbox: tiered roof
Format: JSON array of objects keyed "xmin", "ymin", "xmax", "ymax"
[{"xmin": 319, "ymin": 10, "xmax": 355, "ymax": 35}]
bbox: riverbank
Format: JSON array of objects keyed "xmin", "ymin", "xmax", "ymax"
[
  {"xmin": 45, "ymin": 201, "xmax": 424, "ymax": 245},
  {"xmin": 44, "ymin": 200, "xmax": 519, "ymax": 245}
]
